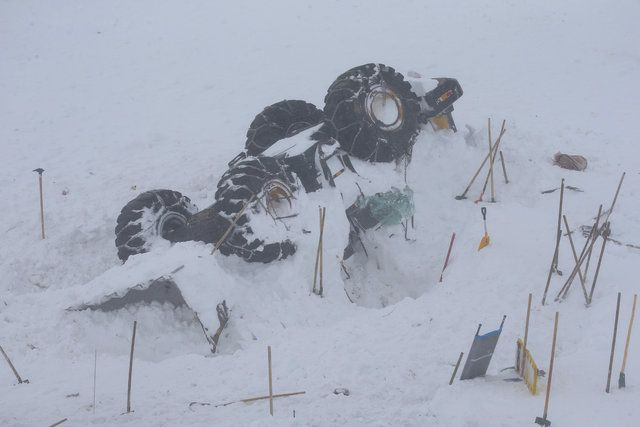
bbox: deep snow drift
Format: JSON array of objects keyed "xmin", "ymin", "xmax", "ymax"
[{"xmin": 2, "ymin": 1, "xmax": 640, "ymax": 426}]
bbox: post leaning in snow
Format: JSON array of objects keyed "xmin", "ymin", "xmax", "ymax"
[
  {"xmin": 499, "ymin": 150, "xmax": 509, "ymax": 184},
  {"xmin": 587, "ymin": 222, "xmax": 610, "ymax": 305},
  {"xmin": 606, "ymin": 292, "xmax": 621, "ymax": 393},
  {"xmin": 619, "ymin": 294, "xmax": 637, "ymax": 388},
  {"xmin": 449, "ymin": 352, "xmax": 464, "ymax": 385},
  {"xmin": 93, "ymin": 350, "xmax": 97, "ymax": 414},
  {"xmin": 487, "ymin": 118, "xmax": 496, "ymax": 203},
  {"xmin": 268, "ymin": 346, "xmax": 274, "ymax": 416},
  {"xmin": 211, "ymin": 194, "xmax": 256, "ymax": 255},
  {"xmin": 475, "ymin": 121, "xmax": 506, "ymax": 203},
  {"xmin": 541, "ymin": 179, "xmax": 564, "ymax": 305},
  {"xmin": 521, "ymin": 293, "xmax": 533, "ymax": 374},
  {"xmin": 439, "ymin": 232, "xmax": 456, "ymax": 283},
  {"xmin": 33, "ymin": 168, "xmax": 45, "ymax": 239},
  {"xmin": 542, "ymin": 312, "xmax": 559, "ymax": 423},
  {"xmin": 127, "ymin": 321, "xmax": 137, "ymax": 413},
  {"xmin": 603, "ymin": 172, "xmax": 626, "ymax": 224},
  {"xmin": 0, "ymin": 344, "xmax": 26, "ymax": 384},
  {"xmin": 312, "ymin": 207, "xmax": 326, "ymax": 296},
  {"xmin": 582, "ymin": 205, "xmax": 603, "ymax": 281},
  {"xmin": 562, "ymin": 216, "xmax": 589, "ymax": 303}
]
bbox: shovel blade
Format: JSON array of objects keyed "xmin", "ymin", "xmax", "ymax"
[
  {"xmin": 534, "ymin": 416, "xmax": 551, "ymax": 426},
  {"xmin": 478, "ymin": 233, "xmax": 490, "ymax": 251},
  {"xmin": 619, "ymin": 372, "xmax": 626, "ymax": 388}
]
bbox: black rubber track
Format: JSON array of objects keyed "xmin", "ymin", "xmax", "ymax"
[
  {"xmin": 115, "ymin": 189, "xmax": 196, "ymax": 262},
  {"xmin": 245, "ymin": 100, "xmax": 325, "ymax": 156},
  {"xmin": 319, "ymin": 63, "xmax": 421, "ymax": 163},
  {"xmin": 210, "ymin": 156, "xmax": 297, "ymax": 263}
]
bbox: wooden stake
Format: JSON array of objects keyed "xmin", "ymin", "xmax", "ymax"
[
  {"xmin": 48, "ymin": 419, "xmax": 68, "ymax": 427},
  {"xmin": 603, "ymin": 172, "xmax": 626, "ymax": 224},
  {"xmin": 439, "ymin": 232, "xmax": 456, "ymax": 283},
  {"xmin": 211, "ymin": 194, "xmax": 256, "ymax": 255},
  {"xmin": 312, "ymin": 207, "xmax": 326, "ymax": 296},
  {"xmin": 541, "ymin": 179, "xmax": 564, "ymax": 305},
  {"xmin": 449, "ymin": 352, "xmax": 464, "ymax": 385},
  {"xmin": 587, "ymin": 222, "xmax": 610, "ymax": 305},
  {"xmin": 521, "ymin": 293, "xmax": 532, "ymax": 374},
  {"xmin": 0, "ymin": 344, "xmax": 26, "ymax": 384},
  {"xmin": 488, "ymin": 118, "xmax": 496, "ymax": 203},
  {"xmin": 33, "ymin": 168, "xmax": 45, "ymax": 239},
  {"xmin": 606, "ymin": 292, "xmax": 621, "ymax": 393},
  {"xmin": 499, "ymin": 150, "xmax": 509, "ymax": 184},
  {"xmin": 475, "ymin": 121, "xmax": 506, "ymax": 203},
  {"xmin": 582, "ymin": 205, "xmax": 603, "ymax": 282},
  {"xmin": 268, "ymin": 346, "xmax": 274, "ymax": 416},
  {"xmin": 127, "ymin": 321, "xmax": 137, "ymax": 413},
  {"xmin": 619, "ymin": 294, "xmax": 637, "ymax": 388},
  {"xmin": 537, "ymin": 312, "xmax": 559, "ymax": 426},
  {"xmin": 190, "ymin": 391, "xmax": 306, "ymax": 409},
  {"xmin": 562, "ymin": 215, "xmax": 589, "ymax": 303},
  {"xmin": 93, "ymin": 350, "xmax": 97, "ymax": 414}
]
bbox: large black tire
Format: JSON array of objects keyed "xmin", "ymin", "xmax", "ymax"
[
  {"xmin": 245, "ymin": 100, "xmax": 325, "ymax": 156},
  {"xmin": 115, "ymin": 190, "xmax": 198, "ymax": 262},
  {"xmin": 319, "ymin": 63, "xmax": 421, "ymax": 163},
  {"xmin": 211, "ymin": 156, "xmax": 297, "ymax": 263}
]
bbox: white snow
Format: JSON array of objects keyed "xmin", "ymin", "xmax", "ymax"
[{"xmin": 2, "ymin": 1, "xmax": 640, "ymax": 426}]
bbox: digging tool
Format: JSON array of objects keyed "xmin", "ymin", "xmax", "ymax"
[
  {"xmin": 478, "ymin": 207, "xmax": 490, "ymax": 251},
  {"xmin": 619, "ymin": 294, "xmax": 637, "ymax": 388},
  {"xmin": 439, "ymin": 232, "xmax": 456, "ymax": 282},
  {"xmin": 606, "ymin": 292, "xmax": 621, "ymax": 393},
  {"xmin": 535, "ymin": 312, "xmax": 559, "ymax": 427},
  {"xmin": 33, "ymin": 168, "xmax": 45, "ymax": 239}
]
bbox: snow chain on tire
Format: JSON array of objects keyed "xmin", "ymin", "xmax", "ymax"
[
  {"xmin": 212, "ymin": 156, "xmax": 297, "ymax": 263},
  {"xmin": 115, "ymin": 189, "xmax": 198, "ymax": 262},
  {"xmin": 320, "ymin": 63, "xmax": 421, "ymax": 163},
  {"xmin": 245, "ymin": 100, "xmax": 325, "ymax": 156}
]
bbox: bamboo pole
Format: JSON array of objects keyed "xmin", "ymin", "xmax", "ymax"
[
  {"xmin": 449, "ymin": 352, "xmax": 464, "ymax": 385},
  {"xmin": 606, "ymin": 292, "xmax": 621, "ymax": 393},
  {"xmin": 0, "ymin": 344, "xmax": 26, "ymax": 384},
  {"xmin": 541, "ymin": 179, "xmax": 564, "ymax": 305},
  {"xmin": 488, "ymin": 118, "xmax": 496, "ymax": 203},
  {"xmin": 439, "ymin": 232, "xmax": 456, "ymax": 283},
  {"xmin": 475, "ymin": 121, "xmax": 506, "ymax": 203},
  {"xmin": 619, "ymin": 294, "xmax": 637, "ymax": 388},
  {"xmin": 33, "ymin": 168, "xmax": 45, "ymax": 239},
  {"xmin": 312, "ymin": 207, "xmax": 326, "ymax": 296},
  {"xmin": 93, "ymin": 350, "xmax": 97, "ymax": 414},
  {"xmin": 541, "ymin": 312, "xmax": 559, "ymax": 423},
  {"xmin": 603, "ymin": 172, "xmax": 626, "ymax": 224},
  {"xmin": 127, "ymin": 321, "xmax": 137, "ymax": 413},
  {"xmin": 562, "ymin": 216, "xmax": 589, "ymax": 303},
  {"xmin": 268, "ymin": 346, "xmax": 274, "ymax": 416},
  {"xmin": 211, "ymin": 194, "xmax": 256, "ymax": 255},
  {"xmin": 587, "ymin": 222, "xmax": 611, "ymax": 305},
  {"xmin": 582, "ymin": 205, "xmax": 603, "ymax": 281},
  {"xmin": 499, "ymin": 150, "xmax": 509, "ymax": 184},
  {"xmin": 521, "ymin": 293, "xmax": 533, "ymax": 375},
  {"xmin": 48, "ymin": 419, "xmax": 68, "ymax": 427}
]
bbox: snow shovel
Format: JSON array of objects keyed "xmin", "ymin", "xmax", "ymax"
[{"xmin": 478, "ymin": 207, "xmax": 490, "ymax": 251}]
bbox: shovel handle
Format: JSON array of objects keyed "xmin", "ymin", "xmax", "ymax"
[{"xmin": 481, "ymin": 207, "xmax": 487, "ymax": 221}]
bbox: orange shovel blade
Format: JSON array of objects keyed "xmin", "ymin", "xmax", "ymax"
[{"xmin": 478, "ymin": 233, "xmax": 490, "ymax": 251}]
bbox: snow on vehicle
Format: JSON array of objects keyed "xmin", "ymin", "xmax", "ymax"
[{"xmin": 114, "ymin": 63, "xmax": 463, "ymax": 264}]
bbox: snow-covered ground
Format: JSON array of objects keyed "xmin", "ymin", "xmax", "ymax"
[{"xmin": 2, "ymin": 1, "xmax": 640, "ymax": 425}]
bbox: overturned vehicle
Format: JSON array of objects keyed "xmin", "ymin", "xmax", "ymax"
[{"xmin": 115, "ymin": 64, "xmax": 463, "ymax": 264}]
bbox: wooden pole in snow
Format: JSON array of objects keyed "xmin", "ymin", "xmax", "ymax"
[
  {"xmin": 312, "ymin": 207, "xmax": 326, "ymax": 296},
  {"xmin": 521, "ymin": 293, "xmax": 532, "ymax": 374},
  {"xmin": 606, "ymin": 293, "xmax": 621, "ymax": 393},
  {"xmin": 33, "ymin": 168, "xmax": 45, "ymax": 239},
  {"xmin": 587, "ymin": 222, "xmax": 611, "ymax": 305},
  {"xmin": 439, "ymin": 232, "xmax": 456, "ymax": 283},
  {"xmin": 93, "ymin": 350, "xmax": 97, "ymax": 414},
  {"xmin": 499, "ymin": 150, "xmax": 509, "ymax": 184},
  {"xmin": 211, "ymin": 194, "xmax": 256, "ymax": 255},
  {"xmin": 127, "ymin": 321, "xmax": 137, "ymax": 413},
  {"xmin": 535, "ymin": 312, "xmax": 559, "ymax": 427},
  {"xmin": 0, "ymin": 344, "xmax": 27, "ymax": 384},
  {"xmin": 268, "ymin": 346, "xmax": 274, "ymax": 416},
  {"xmin": 541, "ymin": 179, "xmax": 564, "ymax": 305},
  {"xmin": 619, "ymin": 294, "xmax": 637, "ymax": 388},
  {"xmin": 488, "ymin": 118, "xmax": 496, "ymax": 203},
  {"xmin": 449, "ymin": 352, "xmax": 464, "ymax": 385},
  {"xmin": 562, "ymin": 215, "xmax": 589, "ymax": 303}
]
